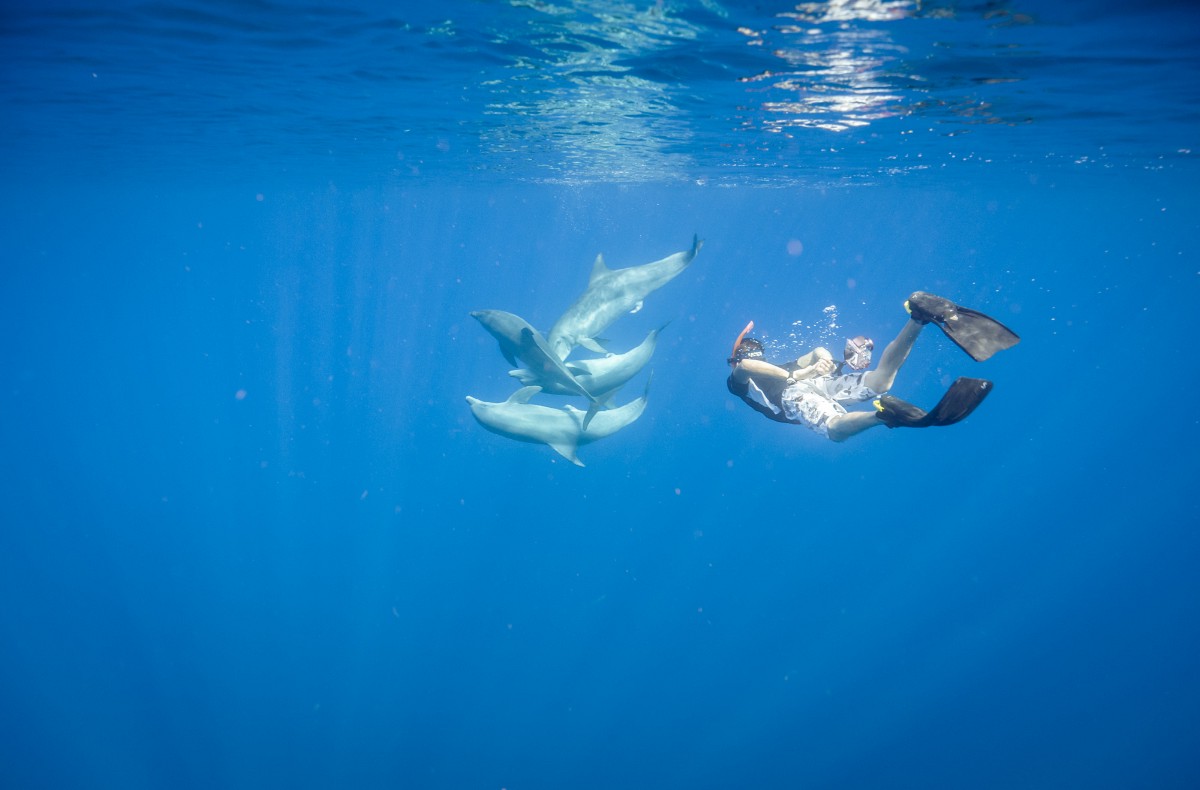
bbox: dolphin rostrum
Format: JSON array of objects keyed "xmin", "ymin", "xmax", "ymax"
[
  {"xmin": 470, "ymin": 309, "xmax": 601, "ymax": 427},
  {"xmin": 547, "ymin": 235, "xmax": 700, "ymax": 360},
  {"xmin": 465, "ymin": 381, "xmax": 649, "ymax": 467},
  {"xmin": 508, "ymin": 325, "xmax": 663, "ymax": 400}
]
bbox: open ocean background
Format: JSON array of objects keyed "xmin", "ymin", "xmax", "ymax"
[{"xmin": 2, "ymin": 1, "xmax": 1198, "ymax": 788}]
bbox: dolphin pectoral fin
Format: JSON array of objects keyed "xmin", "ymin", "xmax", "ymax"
[
  {"xmin": 579, "ymin": 337, "xmax": 608, "ymax": 354},
  {"xmin": 508, "ymin": 369, "xmax": 537, "ymax": 385},
  {"xmin": 581, "ymin": 401, "xmax": 601, "ymax": 432},
  {"xmin": 587, "ymin": 254, "xmax": 610, "ymax": 286},
  {"xmin": 549, "ymin": 441, "xmax": 584, "ymax": 466},
  {"xmin": 518, "ymin": 327, "xmax": 540, "ymax": 354},
  {"xmin": 629, "ymin": 300, "xmax": 643, "ymax": 315},
  {"xmin": 523, "ymin": 327, "xmax": 599, "ymax": 400},
  {"xmin": 526, "ymin": 328, "xmax": 566, "ymax": 365},
  {"xmin": 506, "ymin": 386, "xmax": 542, "ymax": 404}
]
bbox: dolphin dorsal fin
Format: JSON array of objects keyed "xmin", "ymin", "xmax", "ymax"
[
  {"xmin": 587, "ymin": 254, "xmax": 610, "ymax": 286},
  {"xmin": 564, "ymin": 404, "xmax": 589, "ymax": 431},
  {"xmin": 549, "ymin": 442, "xmax": 584, "ymax": 467},
  {"xmin": 506, "ymin": 386, "xmax": 542, "ymax": 404}
]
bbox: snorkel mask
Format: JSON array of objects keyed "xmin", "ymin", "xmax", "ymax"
[
  {"xmin": 728, "ymin": 321, "xmax": 764, "ymax": 366},
  {"xmin": 844, "ymin": 335, "xmax": 874, "ymax": 371}
]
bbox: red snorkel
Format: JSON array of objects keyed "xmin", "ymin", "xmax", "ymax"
[{"xmin": 728, "ymin": 320, "xmax": 754, "ymax": 366}]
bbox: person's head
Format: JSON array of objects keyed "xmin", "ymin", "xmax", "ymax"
[
  {"xmin": 729, "ymin": 336, "xmax": 764, "ymax": 365},
  {"xmin": 843, "ymin": 335, "xmax": 874, "ymax": 371},
  {"xmin": 728, "ymin": 320, "xmax": 763, "ymax": 366}
]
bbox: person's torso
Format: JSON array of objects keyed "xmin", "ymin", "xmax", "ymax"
[{"xmin": 727, "ymin": 362, "xmax": 797, "ymax": 424}]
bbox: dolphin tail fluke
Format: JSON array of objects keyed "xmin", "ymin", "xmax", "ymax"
[{"xmin": 688, "ymin": 234, "xmax": 703, "ymax": 260}]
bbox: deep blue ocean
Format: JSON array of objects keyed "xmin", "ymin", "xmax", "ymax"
[{"xmin": 2, "ymin": 1, "xmax": 1199, "ymax": 788}]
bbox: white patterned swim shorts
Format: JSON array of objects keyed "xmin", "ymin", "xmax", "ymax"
[{"xmin": 780, "ymin": 372, "xmax": 880, "ymax": 437}]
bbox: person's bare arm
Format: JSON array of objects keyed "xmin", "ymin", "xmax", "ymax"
[
  {"xmin": 734, "ymin": 351, "xmax": 835, "ymax": 385},
  {"xmin": 732, "ymin": 358, "xmax": 791, "ymax": 383}
]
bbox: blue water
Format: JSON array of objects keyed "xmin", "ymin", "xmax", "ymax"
[{"xmin": 2, "ymin": 2, "xmax": 1198, "ymax": 788}]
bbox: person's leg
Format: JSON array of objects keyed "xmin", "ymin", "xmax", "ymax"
[
  {"xmin": 863, "ymin": 319, "xmax": 923, "ymax": 394},
  {"xmin": 825, "ymin": 410, "xmax": 883, "ymax": 442}
]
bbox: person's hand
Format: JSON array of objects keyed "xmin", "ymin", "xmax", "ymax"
[{"xmin": 793, "ymin": 358, "xmax": 835, "ymax": 380}]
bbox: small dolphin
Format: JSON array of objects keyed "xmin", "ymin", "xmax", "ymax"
[
  {"xmin": 509, "ymin": 325, "xmax": 663, "ymax": 400},
  {"xmin": 547, "ymin": 235, "xmax": 700, "ymax": 360},
  {"xmin": 465, "ymin": 382, "xmax": 649, "ymax": 467},
  {"xmin": 471, "ymin": 309, "xmax": 601, "ymax": 427}
]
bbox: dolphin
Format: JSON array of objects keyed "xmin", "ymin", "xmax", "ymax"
[
  {"xmin": 508, "ymin": 325, "xmax": 664, "ymax": 400},
  {"xmin": 470, "ymin": 309, "xmax": 601, "ymax": 428},
  {"xmin": 547, "ymin": 235, "xmax": 701, "ymax": 360},
  {"xmin": 465, "ymin": 382, "xmax": 649, "ymax": 467}
]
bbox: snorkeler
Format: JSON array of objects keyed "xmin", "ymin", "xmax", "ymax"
[{"xmin": 726, "ymin": 292, "xmax": 1019, "ymax": 442}]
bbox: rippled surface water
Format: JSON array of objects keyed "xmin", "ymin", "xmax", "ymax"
[{"xmin": 4, "ymin": 0, "xmax": 1198, "ymax": 184}]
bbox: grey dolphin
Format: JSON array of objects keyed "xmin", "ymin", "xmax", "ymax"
[
  {"xmin": 509, "ymin": 325, "xmax": 663, "ymax": 400},
  {"xmin": 547, "ymin": 235, "xmax": 700, "ymax": 360},
  {"xmin": 470, "ymin": 309, "xmax": 601, "ymax": 427},
  {"xmin": 465, "ymin": 382, "xmax": 649, "ymax": 467}
]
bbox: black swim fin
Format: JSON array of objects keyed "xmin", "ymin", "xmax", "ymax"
[
  {"xmin": 906, "ymin": 292, "xmax": 1020, "ymax": 362},
  {"xmin": 875, "ymin": 377, "xmax": 993, "ymax": 429}
]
